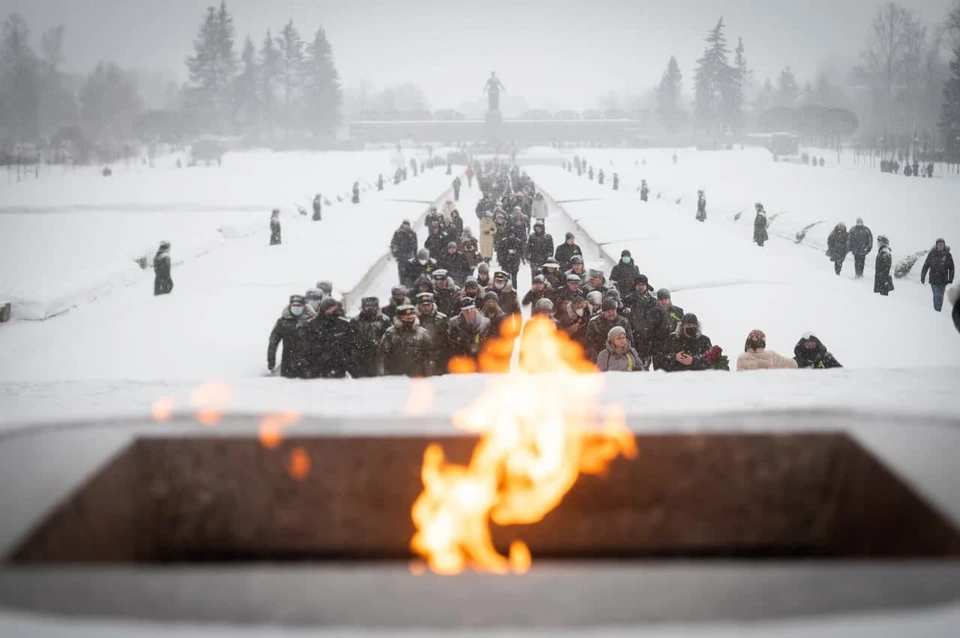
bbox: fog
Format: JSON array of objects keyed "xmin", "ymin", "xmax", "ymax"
[{"xmin": 1, "ymin": 0, "xmax": 956, "ymax": 109}]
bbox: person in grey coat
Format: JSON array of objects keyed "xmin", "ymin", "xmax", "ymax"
[{"xmin": 595, "ymin": 326, "xmax": 643, "ymax": 372}]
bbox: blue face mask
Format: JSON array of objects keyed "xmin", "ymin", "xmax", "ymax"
[
  {"xmin": 622, "ymin": 257, "xmax": 632, "ymax": 264},
  {"xmin": 291, "ymin": 306, "xmax": 304, "ymax": 317},
  {"xmin": 307, "ymin": 300, "xmax": 320, "ymax": 310}
]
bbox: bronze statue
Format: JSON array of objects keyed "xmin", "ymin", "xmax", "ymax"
[{"xmin": 484, "ymin": 72, "xmax": 505, "ymax": 112}]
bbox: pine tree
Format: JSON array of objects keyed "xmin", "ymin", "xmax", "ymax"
[
  {"xmin": 259, "ymin": 29, "xmax": 280, "ymax": 133},
  {"xmin": 185, "ymin": 1, "xmax": 237, "ymax": 130},
  {"xmin": 940, "ymin": 44, "xmax": 960, "ymax": 162},
  {"xmin": 233, "ymin": 36, "xmax": 259, "ymax": 132},
  {"xmin": 656, "ymin": 55, "xmax": 684, "ymax": 132},
  {"xmin": 725, "ymin": 37, "xmax": 750, "ymax": 133},
  {"xmin": 776, "ymin": 66, "xmax": 799, "ymax": 106},
  {"xmin": 693, "ymin": 17, "xmax": 734, "ymax": 134},
  {"xmin": 275, "ymin": 20, "xmax": 304, "ymax": 127},
  {"xmin": 301, "ymin": 26, "xmax": 343, "ymax": 136}
]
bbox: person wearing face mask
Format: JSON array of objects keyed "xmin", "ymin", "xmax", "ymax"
[
  {"xmin": 404, "ymin": 248, "xmax": 437, "ymax": 289},
  {"xmin": 302, "ymin": 297, "xmax": 358, "ymax": 379},
  {"xmin": 350, "ymin": 296, "xmax": 391, "ymax": 378},
  {"xmin": 557, "ymin": 295, "xmax": 590, "ymax": 344},
  {"xmin": 382, "ymin": 285, "xmax": 410, "ymax": 321},
  {"xmin": 656, "ymin": 313, "xmax": 713, "ymax": 372},
  {"xmin": 267, "ymin": 294, "xmax": 315, "ymax": 378},
  {"xmin": 490, "ymin": 270, "xmax": 520, "ymax": 315},
  {"xmin": 584, "ymin": 298, "xmax": 634, "ymax": 363},
  {"xmin": 610, "ymin": 250, "xmax": 640, "ymax": 295},
  {"xmin": 792, "ymin": 333, "xmax": 842, "ymax": 369},
  {"xmin": 596, "ymin": 326, "xmax": 642, "ymax": 372},
  {"xmin": 304, "ymin": 288, "xmax": 324, "ymax": 312},
  {"xmin": 379, "ymin": 305, "xmax": 430, "ymax": 377}
]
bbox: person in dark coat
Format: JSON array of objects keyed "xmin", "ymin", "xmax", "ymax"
[
  {"xmin": 526, "ymin": 220, "xmax": 555, "ymax": 283},
  {"xmin": 623, "ymin": 276, "xmax": 658, "ymax": 369},
  {"xmin": 269, "ymin": 209, "xmax": 282, "ymax": 245},
  {"xmin": 753, "ymin": 203, "xmax": 768, "ymax": 247},
  {"xmin": 449, "ymin": 209, "xmax": 465, "ymax": 240},
  {"xmin": 583, "ymin": 269, "xmax": 610, "ymax": 297},
  {"xmin": 404, "ymin": 249, "xmax": 438, "ymax": 289},
  {"xmin": 847, "ymin": 217, "xmax": 874, "ymax": 279},
  {"xmin": 475, "ymin": 262, "xmax": 493, "ymax": 290},
  {"xmin": 424, "ymin": 224, "xmax": 447, "ymax": 261},
  {"xmin": 416, "ymin": 292, "xmax": 450, "ymax": 376},
  {"xmin": 379, "ymin": 305, "xmax": 430, "ymax": 377},
  {"xmin": 612, "ymin": 173, "xmax": 619, "ymax": 190},
  {"xmin": 446, "ymin": 298, "xmax": 492, "ymax": 365},
  {"xmin": 382, "ymin": 285, "xmax": 410, "ymax": 321},
  {"xmin": 584, "ymin": 298, "xmax": 634, "ymax": 362},
  {"xmin": 696, "ymin": 190, "xmax": 706, "ymax": 222},
  {"xmin": 556, "ymin": 273, "xmax": 586, "ymax": 305},
  {"xmin": 949, "ymin": 286, "xmax": 960, "ymax": 334},
  {"xmin": 481, "ymin": 291, "xmax": 509, "ymax": 339},
  {"xmin": 350, "ymin": 297, "xmax": 391, "ymax": 377},
  {"xmin": 565, "ymin": 255, "xmax": 588, "ymax": 286},
  {"xmin": 302, "ymin": 298, "xmax": 358, "ymax": 378},
  {"xmin": 391, "ymin": 220, "xmax": 418, "ymax": 283},
  {"xmin": 874, "ymin": 236, "xmax": 894, "ymax": 296},
  {"xmin": 489, "ymin": 270, "xmax": 520, "ymax": 315},
  {"xmin": 312, "ymin": 195, "xmax": 322, "ymax": 221},
  {"xmin": 655, "ymin": 313, "xmax": 713, "ymax": 372},
  {"xmin": 352, "ymin": 181, "xmax": 360, "ymax": 204},
  {"xmin": 425, "ymin": 207, "xmax": 443, "ymax": 230},
  {"xmin": 496, "ymin": 229, "xmax": 524, "ymax": 288},
  {"xmin": 541, "ymin": 257, "xmax": 566, "ymax": 291},
  {"xmin": 267, "ymin": 294, "xmax": 316, "ymax": 378},
  {"xmin": 827, "ymin": 223, "xmax": 849, "ymax": 275},
  {"xmin": 920, "ymin": 238, "xmax": 955, "ymax": 312},
  {"xmin": 431, "ymin": 269, "xmax": 462, "ymax": 318},
  {"xmin": 153, "ymin": 241, "xmax": 174, "ymax": 295},
  {"xmin": 522, "ymin": 275, "xmax": 554, "ymax": 308},
  {"xmin": 377, "ymin": 174, "xmax": 384, "ymax": 191},
  {"xmin": 437, "ymin": 242, "xmax": 470, "ymax": 286},
  {"xmin": 610, "ymin": 250, "xmax": 640, "ymax": 295},
  {"xmin": 452, "ymin": 176, "xmax": 462, "ymax": 201},
  {"xmin": 554, "ymin": 232, "xmax": 583, "ymax": 271},
  {"xmin": 793, "ymin": 333, "xmax": 842, "ymax": 369},
  {"xmin": 640, "ymin": 179, "xmax": 649, "ymax": 201},
  {"xmin": 462, "ymin": 277, "xmax": 482, "ymax": 305}
]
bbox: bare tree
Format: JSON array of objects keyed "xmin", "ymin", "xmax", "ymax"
[{"xmin": 863, "ymin": 2, "xmax": 926, "ymax": 135}]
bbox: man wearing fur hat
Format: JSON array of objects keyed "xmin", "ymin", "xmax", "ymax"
[
  {"xmin": 656, "ymin": 313, "xmax": 713, "ymax": 372},
  {"xmin": 267, "ymin": 294, "xmax": 315, "ymax": 378},
  {"xmin": 302, "ymin": 297, "xmax": 357, "ymax": 378},
  {"xmin": 490, "ymin": 270, "xmax": 519, "ymax": 315},
  {"xmin": 350, "ymin": 297, "xmax": 391, "ymax": 377},
  {"xmin": 446, "ymin": 297, "xmax": 492, "ymax": 364},
  {"xmin": 431, "ymin": 269, "xmax": 461, "ymax": 318},
  {"xmin": 379, "ymin": 305, "xmax": 430, "ymax": 377},
  {"xmin": 416, "ymin": 292, "xmax": 450, "ymax": 376}
]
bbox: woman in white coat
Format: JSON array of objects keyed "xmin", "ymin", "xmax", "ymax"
[{"xmin": 737, "ymin": 329, "xmax": 798, "ymax": 371}]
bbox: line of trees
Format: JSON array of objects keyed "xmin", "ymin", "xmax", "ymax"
[{"xmin": 184, "ymin": 1, "xmax": 343, "ymax": 139}]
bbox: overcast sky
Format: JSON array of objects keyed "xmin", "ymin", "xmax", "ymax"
[{"xmin": 1, "ymin": 0, "xmax": 956, "ymax": 109}]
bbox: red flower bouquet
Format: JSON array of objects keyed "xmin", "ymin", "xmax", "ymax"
[{"xmin": 704, "ymin": 345, "xmax": 730, "ymax": 371}]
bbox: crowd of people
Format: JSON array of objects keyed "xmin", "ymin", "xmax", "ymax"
[{"xmin": 260, "ymin": 161, "xmax": 869, "ymax": 379}]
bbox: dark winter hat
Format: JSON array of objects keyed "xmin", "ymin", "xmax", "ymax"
[
  {"xmin": 464, "ymin": 277, "xmax": 479, "ymax": 289},
  {"xmin": 534, "ymin": 220, "xmax": 544, "ymax": 228},
  {"xmin": 361, "ymin": 296, "xmax": 380, "ymax": 307},
  {"xmin": 159, "ymin": 240, "xmax": 171, "ymax": 250},
  {"xmin": 477, "ymin": 262, "xmax": 490, "ymax": 273},
  {"xmin": 601, "ymin": 298, "xmax": 619, "ymax": 311},
  {"xmin": 483, "ymin": 291, "xmax": 499, "ymax": 303},
  {"xmin": 605, "ymin": 288, "xmax": 621, "ymax": 300},
  {"xmin": 432, "ymin": 269, "xmax": 448, "ymax": 280},
  {"xmin": 417, "ymin": 248, "xmax": 430, "ymax": 260},
  {"xmin": 317, "ymin": 281, "xmax": 334, "ymax": 295},
  {"xmin": 569, "ymin": 256, "xmax": 583, "ymax": 266},
  {"xmin": 533, "ymin": 298, "xmax": 554, "ymax": 315},
  {"xmin": 289, "ymin": 294, "xmax": 306, "ymax": 306},
  {"xmin": 459, "ymin": 297, "xmax": 476, "ymax": 312},
  {"xmin": 656, "ymin": 288, "xmax": 671, "ymax": 300},
  {"xmin": 391, "ymin": 285, "xmax": 408, "ymax": 297},
  {"xmin": 565, "ymin": 232, "xmax": 575, "ymax": 240},
  {"xmin": 636, "ymin": 274, "xmax": 649, "ymax": 285},
  {"xmin": 621, "ymin": 249, "xmax": 632, "ymax": 257},
  {"xmin": 680, "ymin": 313, "xmax": 699, "ymax": 325},
  {"xmin": 936, "ymin": 237, "xmax": 945, "ymax": 244},
  {"xmin": 447, "ymin": 241, "xmax": 458, "ymax": 250},
  {"xmin": 566, "ymin": 273, "xmax": 581, "ymax": 283},
  {"xmin": 416, "ymin": 292, "xmax": 435, "ymax": 304},
  {"xmin": 397, "ymin": 305, "xmax": 417, "ymax": 318},
  {"xmin": 305, "ymin": 287, "xmax": 323, "ymax": 300},
  {"xmin": 588, "ymin": 269, "xmax": 603, "ymax": 279},
  {"xmin": 533, "ymin": 274, "xmax": 546, "ymax": 284},
  {"xmin": 401, "ymin": 219, "xmax": 411, "ymax": 227},
  {"xmin": 319, "ymin": 297, "xmax": 341, "ymax": 313}
]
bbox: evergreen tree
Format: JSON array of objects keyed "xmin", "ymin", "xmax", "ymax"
[
  {"xmin": 79, "ymin": 62, "xmax": 143, "ymax": 139},
  {"xmin": 776, "ymin": 66, "xmax": 799, "ymax": 106},
  {"xmin": 693, "ymin": 17, "xmax": 734, "ymax": 134},
  {"xmin": 233, "ymin": 36, "xmax": 259, "ymax": 132},
  {"xmin": 940, "ymin": 44, "xmax": 960, "ymax": 161},
  {"xmin": 725, "ymin": 37, "xmax": 750, "ymax": 133},
  {"xmin": 275, "ymin": 19, "xmax": 304, "ymax": 126},
  {"xmin": 656, "ymin": 55, "xmax": 684, "ymax": 132},
  {"xmin": 185, "ymin": 1, "xmax": 237, "ymax": 129},
  {"xmin": 301, "ymin": 26, "xmax": 342, "ymax": 136},
  {"xmin": 259, "ymin": 29, "xmax": 280, "ymax": 133}
]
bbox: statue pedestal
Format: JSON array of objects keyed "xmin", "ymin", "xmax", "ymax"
[{"xmin": 485, "ymin": 110, "xmax": 503, "ymax": 145}]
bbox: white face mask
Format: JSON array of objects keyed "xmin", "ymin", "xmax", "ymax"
[
  {"xmin": 290, "ymin": 306, "xmax": 304, "ymax": 317},
  {"xmin": 419, "ymin": 258, "xmax": 428, "ymax": 265},
  {"xmin": 307, "ymin": 300, "xmax": 320, "ymax": 310},
  {"xmin": 494, "ymin": 281, "xmax": 505, "ymax": 290}
]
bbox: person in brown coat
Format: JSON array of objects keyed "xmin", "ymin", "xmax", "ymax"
[{"xmin": 736, "ymin": 329, "xmax": 798, "ymax": 371}]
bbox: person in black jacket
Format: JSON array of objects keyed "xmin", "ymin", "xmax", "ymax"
[
  {"xmin": 847, "ymin": 217, "xmax": 874, "ymax": 279},
  {"xmin": 352, "ymin": 181, "xmax": 360, "ymax": 204},
  {"xmin": 153, "ymin": 241, "xmax": 174, "ymax": 295},
  {"xmin": 655, "ymin": 313, "xmax": 713, "ymax": 372},
  {"xmin": 379, "ymin": 305, "xmax": 430, "ymax": 377},
  {"xmin": 623, "ymin": 276, "xmax": 658, "ymax": 368},
  {"xmin": 696, "ymin": 190, "xmax": 706, "ymax": 222},
  {"xmin": 481, "ymin": 291, "xmax": 509, "ymax": 339},
  {"xmin": 793, "ymin": 333, "xmax": 842, "ymax": 369},
  {"xmin": 920, "ymin": 238, "xmax": 955, "ymax": 312},
  {"xmin": 302, "ymin": 298, "xmax": 358, "ymax": 378},
  {"xmin": 554, "ymin": 232, "xmax": 583, "ymax": 271},
  {"xmin": 431, "ymin": 269, "xmax": 462, "ymax": 318},
  {"xmin": 350, "ymin": 297, "xmax": 391, "ymax": 377},
  {"xmin": 874, "ymin": 236, "xmax": 894, "ymax": 296},
  {"xmin": 424, "ymin": 223, "xmax": 447, "ymax": 261},
  {"xmin": 270, "ymin": 209, "xmax": 282, "ymax": 245},
  {"xmin": 526, "ymin": 220, "xmax": 555, "ymax": 283},
  {"xmin": 948, "ymin": 286, "xmax": 960, "ymax": 334},
  {"xmin": 610, "ymin": 250, "xmax": 640, "ymax": 294},
  {"xmin": 416, "ymin": 292, "xmax": 450, "ymax": 376},
  {"xmin": 312, "ymin": 194, "xmax": 322, "ymax": 221},
  {"xmin": 522, "ymin": 275, "xmax": 553, "ymax": 308},
  {"xmin": 404, "ymin": 249, "xmax": 437, "ymax": 289},
  {"xmin": 446, "ymin": 298, "xmax": 492, "ymax": 365},
  {"xmin": 541, "ymin": 257, "xmax": 566, "ymax": 291},
  {"xmin": 437, "ymin": 242, "xmax": 470, "ymax": 286},
  {"xmin": 753, "ymin": 203, "xmax": 768, "ymax": 247},
  {"xmin": 382, "ymin": 285, "xmax": 410, "ymax": 321},
  {"xmin": 267, "ymin": 294, "xmax": 315, "ymax": 378},
  {"xmin": 452, "ymin": 176, "xmax": 462, "ymax": 201},
  {"xmin": 489, "ymin": 270, "xmax": 520, "ymax": 315},
  {"xmin": 391, "ymin": 220, "xmax": 418, "ymax": 282},
  {"xmin": 584, "ymin": 298, "xmax": 634, "ymax": 362},
  {"xmin": 449, "ymin": 209, "xmax": 465, "ymax": 240},
  {"xmin": 827, "ymin": 223, "xmax": 849, "ymax": 275},
  {"xmin": 496, "ymin": 229, "xmax": 524, "ymax": 288}
]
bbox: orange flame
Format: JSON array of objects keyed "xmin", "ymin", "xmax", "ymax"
[
  {"xmin": 259, "ymin": 411, "xmax": 301, "ymax": 449},
  {"xmin": 152, "ymin": 396, "xmax": 174, "ymax": 422},
  {"xmin": 410, "ymin": 316, "xmax": 636, "ymax": 574},
  {"xmin": 190, "ymin": 381, "xmax": 233, "ymax": 426},
  {"xmin": 287, "ymin": 446, "xmax": 311, "ymax": 480}
]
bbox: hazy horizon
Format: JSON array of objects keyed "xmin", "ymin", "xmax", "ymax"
[{"xmin": 1, "ymin": 0, "xmax": 956, "ymax": 109}]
